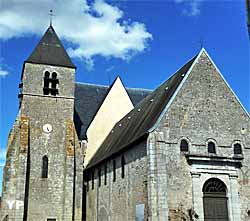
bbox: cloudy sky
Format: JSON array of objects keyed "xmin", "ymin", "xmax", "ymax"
[{"xmin": 0, "ymin": 0, "xmax": 249, "ymax": 193}]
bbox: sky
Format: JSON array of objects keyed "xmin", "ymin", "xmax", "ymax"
[{"xmin": 0, "ymin": 0, "xmax": 249, "ymax": 194}]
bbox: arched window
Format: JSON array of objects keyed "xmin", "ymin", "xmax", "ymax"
[
  {"xmin": 234, "ymin": 143, "xmax": 242, "ymax": 155},
  {"xmin": 208, "ymin": 141, "xmax": 216, "ymax": 154},
  {"xmin": 43, "ymin": 71, "xmax": 50, "ymax": 95},
  {"xmin": 50, "ymin": 72, "xmax": 59, "ymax": 96},
  {"xmin": 42, "ymin": 156, "xmax": 48, "ymax": 178},
  {"xmin": 43, "ymin": 71, "xmax": 59, "ymax": 96},
  {"xmin": 121, "ymin": 155, "xmax": 125, "ymax": 178},
  {"xmin": 180, "ymin": 139, "xmax": 189, "ymax": 152},
  {"xmin": 203, "ymin": 178, "xmax": 228, "ymax": 220},
  {"xmin": 52, "ymin": 72, "xmax": 57, "ymax": 79},
  {"xmin": 203, "ymin": 178, "xmax": 227, "ymax": 193}
]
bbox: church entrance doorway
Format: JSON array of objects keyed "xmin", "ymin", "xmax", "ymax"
[{"xmin": 203, "ymin": 178, "xmax": 229, "ymax": 221}]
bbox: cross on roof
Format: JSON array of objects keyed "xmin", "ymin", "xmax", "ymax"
[{"xmin": 49, "ymin": 9, "xmax": 55, "ymax": 26}]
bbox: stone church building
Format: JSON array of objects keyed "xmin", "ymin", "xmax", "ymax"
[{"xmin": 0, "ymin": 25, "xmax": 249, "ymax": 221}]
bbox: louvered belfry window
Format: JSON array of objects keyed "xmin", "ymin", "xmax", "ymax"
[{"xmin": 43, "ymin": 71, "xmax": 59, "ymax": 96}]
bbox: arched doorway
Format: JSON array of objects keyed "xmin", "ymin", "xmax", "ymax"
[{"xmin": 203, "ymin": 178, "xmax": 229, "ymax": 221}]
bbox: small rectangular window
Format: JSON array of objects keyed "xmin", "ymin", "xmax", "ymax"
[
  {"xmin": 121, "ymin": 156, "xmax": 125, "ymax": 178},
  {"xmin": 91, "ymin": 171, "xmax": 95, "ymax": 190},
  {"xmin": 113, "ymin": 160, "xmax": 116, "ymax": 182},
  {"xmin": 47, "ymin": 219, "xmax": 56, "ymax": 221},
  {"xmin": 98, "ymin": 168, "xmax": 101, "ymax": 187},
  {"xmin": 42, "ymin": 156, "xmax": 48, "ymax": 178},
  {"xmin": 104, "ymin": 165, "xmax": 107, "ymax": 185}
]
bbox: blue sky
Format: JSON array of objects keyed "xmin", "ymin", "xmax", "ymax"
[{"xmin": 0, "ymin": 0, "xmax": 249, "ymax": 194}]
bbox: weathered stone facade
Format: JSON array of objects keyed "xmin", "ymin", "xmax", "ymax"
[
  {"xmin": 148, "ymin": 51, "xmax": 250, "ymax": 220},
  {"xmin": 84, "ymin": 50, "xmax": 250, "ymax": 221},
  {"xmin": 1, "ymin": 60, "xmax": 84, "ymax": 220},
  {"xmin": 1, "ymin": 24, "xmax": 249, "ymax": 221},
  {"xmin": 85, "ymin": 140, "xmax": 148, "ymax": 221}
]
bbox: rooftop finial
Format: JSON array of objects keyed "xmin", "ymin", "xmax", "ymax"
[{"xmin": 49, "ymin": 9, "xmax": 55, "ymax": 26}]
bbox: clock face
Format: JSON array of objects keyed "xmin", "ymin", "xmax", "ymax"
[{"xmin": 43, "ymin": 124, "xmax": 53, "ymax": 133}]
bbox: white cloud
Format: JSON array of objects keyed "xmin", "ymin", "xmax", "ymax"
[
  {"xmin": 0, "ymin": 0, "xmax": 152, "ymax": 67},
  {"xmin": 175, "ymin": 0, "xmax": 202, "ymax": 17},
  {"xmin": 0, "ymin": 68, "xmax": 8, "ymax": 77}
]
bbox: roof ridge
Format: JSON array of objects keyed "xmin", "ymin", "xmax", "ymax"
[
  {"xmin": 126, "ymin": 87, "xmax": 153, "ymax": 92},
  {"xmin": 75, "ymin": 81, "xmax": 153, "ymax": 92},
  {"xmin": 75, "ymin": 82, "xmax": 109, "ymax": 88}
]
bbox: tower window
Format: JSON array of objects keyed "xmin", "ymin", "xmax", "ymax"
[
  {"xmin": 43, "ymin": 71, "xmax": 59, "ymax": 96},
  {"xmin": 208, "ymin": 141, "xmax": 216, "ymax": 154},
  {"xmin": 180, "ymin": 139, "xmax": 189, "ymax": 152},
  {"xmin": 234, "ymin": 143, "xmax": 242, "ymax": 155},
  {"xmin": 113, "ymin": 160, "xmax": 116, "ymax": 182},
  {"xmin": 43, "ymin": 71, "xmax": 50, "ymax": 95},
  {"xmin": 52, "ymin": 72, "xmax": 57, "ymax": 79},
  {"xmin": 42, "ymin": 156, "xmax": 48, "ymax": 178},
  {"xmin": 121, "ymin": 156, "xmax": 125, "ymax": 178},
  {"xmin": 51, "ymin": 72, "xmax": 59, "ymax": 96}
]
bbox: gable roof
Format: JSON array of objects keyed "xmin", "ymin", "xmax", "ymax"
[
  {"xmin": 74, "ymin": 82, "xmax": 152, "ymax": 140},
  {"xmin": 86, "ymin": 54, "xmax": 198, "ymax": 169},
  {"xmin": 26, "ymin": 25, "xmax": 76, "ymax": 68}
]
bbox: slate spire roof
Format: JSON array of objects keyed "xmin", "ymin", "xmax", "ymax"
[
  {"xmin": 26, "ymin": 25, "xmax": 76, "ymax": 68},
  {"xmin": 86, "ymin": 54, "xmax": 198, "ymax": 169}
]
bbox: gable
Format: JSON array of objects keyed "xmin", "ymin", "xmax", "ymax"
[
  {"xmin": 84, "ymin": 77, "xmax": 135, "ymax": 166},
  {"xmin": 74, "ymin": 82, "xmax": 151, "ymax": 140},
  {"xmin": 160, "ymin": 49, "xmax": 249, "ymax": 147}
]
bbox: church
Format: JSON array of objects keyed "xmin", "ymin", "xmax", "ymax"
[{"xmin": 0, "ymin": 25, "xmax": 249, "ymax": 221}]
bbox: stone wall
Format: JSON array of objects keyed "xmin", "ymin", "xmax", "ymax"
[
  {"xmin": 20, "ymin": 63, "xmax": 75, "ymax": 220},
  {"xmin": 1, "ymin": 62, "xmax": 83, "ymax": 221},
  {"xmin": 0, "ymin": 114, "xmax": 21, "ymax": 220},
  {"xmin": 153, "ymin": 51, "xmax": 250, "ymax": 220},
  {"xmin": 85, "ymin": 139, "xmax": 148, "ymax": 221}
]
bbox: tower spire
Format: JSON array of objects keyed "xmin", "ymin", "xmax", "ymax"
[{"xmin": 25, "ymin": 25, "xmax": 75, "ymax": 68}]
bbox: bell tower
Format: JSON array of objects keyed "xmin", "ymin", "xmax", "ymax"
[
  {"xmin": 16, "ymin": 25, "xmax": 78, "ymax": 220},
  {"xmin": 19, "ymin": 25, "xmax": 76, "ymax": 101}
]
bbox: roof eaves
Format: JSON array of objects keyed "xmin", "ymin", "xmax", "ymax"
[
  {"xmin": 24, "ymin": 60, "xmax": 76, "ymax": 69},
  {"xmin": 85, "ymin": 133, "xmax": 149, "ymax": 170}
]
